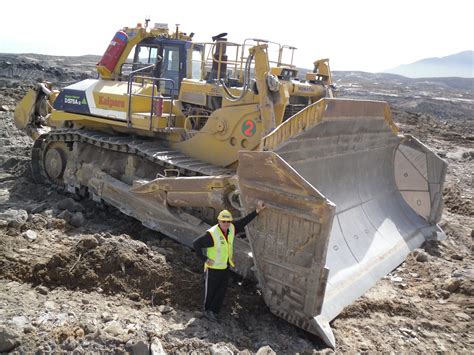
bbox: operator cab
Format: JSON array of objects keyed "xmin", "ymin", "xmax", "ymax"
[{"xmin": 131, "ymin": 38, "xmax": 204, "ymax": 97}]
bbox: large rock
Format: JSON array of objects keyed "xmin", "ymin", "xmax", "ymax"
[
  {"xmin": 210, "ymin": 344, "xmax": 233, "ymax": 355},
  {"xmin": 150, "ymin": 338, "xmax": 166, "ymax": 355},
  {"xmin": 56, "ymin": 198, "xmax": 84, "ymax": 213},
  {"xmin": 0, "ymin": 327, "xmax": 21, "ymax": 352},
  {"xmin": 103, "ymin": 321, "xmax": 124, "ymax": 336},
  {"xmin": 131, "ymin": 340, "xmax": 149, "ymax": 355},
  {"xmin": 30, "ymin": 214, "xmax": 48, "ymax": 229},
  {"xmin": 415, "ymin": 250, "xmax": 429, "ymax": 262},
  {"xmin": 0, "ymin": 209, "xmax": 28, "ymax": 228},
  {"xmin": 62, "ymin": 336, "xmax": 78, "ymax": 351},
  {"xmin": 31, "ymin": 203, "xmax": 47, "ymax": 214},
  {"xmin": 35, "ymin": 285, "xmax": 49, "ymax": 295},
  {"xmin": 57, "ymin": 209, "xmax": 72, "ymax": 223},
  {"xmin": 256, "ymin": 345, "xmax": 276, "ymax": 355},
  {"xmin": 77, "ymin": 236, "xmax": 99, "ymax": 250},
  {"xmin": 70, "ymin": 212, "xmax": 85, "ymax": 227},
  {"xmin": 158, "ymin": 305, "xmax": 173, "ymax": 314},
  {"xmin": 11, "ymin": 316, "xmax": 28, "ymax": 329},
  {"xmin": 443, "ymin": 278, "xmax": 462, "ymax": 293},
  {"xmin": 22, "ymin": 229, "xmax": 37, "ymax": 242}
]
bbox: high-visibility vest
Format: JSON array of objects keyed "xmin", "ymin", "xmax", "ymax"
[{"xmin": 205, "ymin": 224, "xmax": 235, "ymax": 269}]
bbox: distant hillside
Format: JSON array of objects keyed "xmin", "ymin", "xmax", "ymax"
[{"xmin": 384, "ymin": 51, "xmax": 473, "ymax": 78}]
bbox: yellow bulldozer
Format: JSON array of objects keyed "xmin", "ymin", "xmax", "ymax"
[{"xmin": 14, "ymin": 22, "xmax": 447, "ymax": 347}]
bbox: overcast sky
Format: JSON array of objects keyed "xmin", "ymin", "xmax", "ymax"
[{"xmin": 0, "ymin": 0, "xmax": 472, "ymax": 72}]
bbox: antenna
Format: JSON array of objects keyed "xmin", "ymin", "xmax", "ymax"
[
  {"xmin": 175, "ymin": 24, "xmax": 180, "ymax": 39},
  {"xmin": 145, "ymin": 17, "xmax": 150, "ymax": 29}
]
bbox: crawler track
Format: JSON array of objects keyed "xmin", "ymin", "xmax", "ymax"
[{"xmin": 31, "ymin": 129, "xmax": 233, "ymax": 188}]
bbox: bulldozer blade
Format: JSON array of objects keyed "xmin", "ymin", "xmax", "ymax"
[
  {"xmin": 14, "ymin": 88, "xmax": 38, "ymax": 130},
  {"xmin": 238, "ymin": 98, "xmax": 447, "ymax": 347},
  {"xmin": 237, "ymin": 150, "xmax": 336, "ymax": 344},
  {"xmin": 14, "ymin": 84, "xmax": 52, "ymax": 140}
]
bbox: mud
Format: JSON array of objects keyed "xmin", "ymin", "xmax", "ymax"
[{"xmin": 0, "ymin": 54, "xmax": 473, "ymax": 353}]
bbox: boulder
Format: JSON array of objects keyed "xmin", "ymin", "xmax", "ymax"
[
  {"xmin": 256, "ymin": 345, "xmax": 276, "ymax": 355},
  {"xmin": 57, "ymin": 210, "xmax": 72, "ymax": 223},
  {"xmin": 443, "ymin": 278, "xmax": 461, "ymax": 293},
  {"xmin": 158, "ymin": 305, "xmax": 173, "ymax": 314},
  {"xmin": 22, "ymin": 229, "xmax": 37, "ymax": 242},
  {"xmin": 62, "ymin": 336, "xmax": 78, "ymax": 351},
  {"xmin": 31, "ymin": 203, "xmax": 47, "ymax": 214},
  {"xmin": 210, "ymin": 344, "xmax": 233, "ymax": 355},
  {"xmin": 0, "ymin": 327, "xmax": 21, "ymax": 352},
  {"xmin": 11, "ymin": 316, "xmax": 28, "ymax": 329},
  {"xmin": 415, "ymin": 250, "xmax": 429, "ymax": 262},
  {"xmin": 77, "ymin": 236, "xmax": 99, "ymax": 250},
  {"xmin": 70, "ymin": 212, "xmax": 85, "ymax": 227},
  {"xmin": 150, "ymin": 337, "xmax": 166, "ymax": 355},
  {"xmin": 0, "ymin": 209, "xmax": 28, "ymax": 228},
  {"xmin": 103, "ymin": 321, "xmax": 124, "ymax": 336},
  {"xmin": 35, "ymin": 285, "xmax": 49, "ymax": 295},
  {"xmin": 131, "ymin": 340, "xmax": 149, "ymax": 355},
  {"xmin": 129, "ymin": 292, "xmax": 140, "ymax": 301},
  {"xmin": 56, "ymin": 198, "xmax": 84, "ymax": 212}
]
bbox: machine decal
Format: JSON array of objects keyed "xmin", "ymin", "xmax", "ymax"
[
  {"xmin": 53, "ymin": 89, "xmax": 90, "ymax": 114},
  {"xmin": 242, "ymin": 119, "xmax": 256, "ymax": 137},
  {"xmin": 85, "ymin": 82, "xmax": 127, "ymax": 120},
  {"xmin": 64, "ymin": 95, "xmax": 84, "ymax": 105},
  {"xmin": 297, "ymin": 86, "xmax": 315, "ymax": 92},
  {"xmin": 98, "ymin": 96, "xmax": 126, "ymax": 109}
]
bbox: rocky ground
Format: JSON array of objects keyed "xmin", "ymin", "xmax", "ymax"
[{"xmin": 0, "ymin": 54, "xmax": 473, "ymax": 353}]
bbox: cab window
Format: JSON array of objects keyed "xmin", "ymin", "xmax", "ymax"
[
  {"xmin": 137, "ymin": 46, "xmax": 159, "ymax": 65},
  {"xmin": 161, "ymin": 45, "xmax": 181, "ymax": 96},
  {"xmin": 191, "ymin": 46, "xmax": 204, "ymax": 80}
]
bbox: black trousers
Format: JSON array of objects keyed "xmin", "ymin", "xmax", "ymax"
[{"xmin": 204, "ymin": 268, "xmax": 229, "ymax": 314}]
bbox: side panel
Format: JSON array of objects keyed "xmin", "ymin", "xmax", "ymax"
[{"xmin": 237, "ymin": 151, "xmax": 335, "ymax": 331}]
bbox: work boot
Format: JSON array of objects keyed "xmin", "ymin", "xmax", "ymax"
[{"xmin": 203, "ymin": 310, "xmax": 217, "ymax": 321}]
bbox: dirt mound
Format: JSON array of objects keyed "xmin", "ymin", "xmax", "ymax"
[
  {"xmin": 443, "ymin": 183, "xmax": 473, "ymax": 216},
  {"xmin": 338, "ymin": 297, "xmax": 418, "ymax": 319},
  {"xmin": 32, "ymin": 235, "xmax": 162, "ymax": 295},
  {"xmin": 29, "ymin": 234, "xmax": 203, "ymax": 309}
]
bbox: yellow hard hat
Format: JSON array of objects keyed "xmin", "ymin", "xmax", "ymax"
[{"xmin": 217, "ymin": 209, "xmax": 233, "ymax": 221}]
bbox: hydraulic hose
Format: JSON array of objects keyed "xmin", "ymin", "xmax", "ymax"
[{"xmin": 220, "ymin": 53, "xmax": 254, "ymax": 102}]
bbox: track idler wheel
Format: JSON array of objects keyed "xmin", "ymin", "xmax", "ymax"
[{"xmin": 43, "ymin": 142, "xmax": 68, "ymax": 187}]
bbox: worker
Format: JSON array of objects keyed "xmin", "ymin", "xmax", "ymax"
[{"xmin": 193, "ymin": 200, "xmax": 266, "ymax": 321}]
